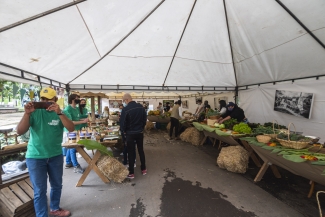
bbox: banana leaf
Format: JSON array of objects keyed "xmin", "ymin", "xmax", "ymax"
[
  {"xmin": 202, "ymin": 125, "xmax": 216, "ymax": 132},
  {"xmin": 311, "ymin": 161, "xmax": 325, "ymax": 166},
  {"xmin": 262, "ymin": 146, "xmax": 276, "ymax": 150},
  {"xmin": 77, "ymin": 139, "xmax": 113, "ymax": 157},
  {"xmin": 192, "ymin": 122, "xmax": 204, "ymax": 131},
  {"xmin": 282, "ymin": 155, "xmax": 306, "ymax": 163}
]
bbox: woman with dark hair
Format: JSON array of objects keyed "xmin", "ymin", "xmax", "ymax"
[
  {"xmin": 219, "ymin": 100, "xmax": 227, "ymax": 115},
  {"xmin": 79, "ymin": 99, "xmax": 88, "ymax": 129}
]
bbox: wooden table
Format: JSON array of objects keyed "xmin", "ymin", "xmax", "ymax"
[
  {"xmin": 201, "ymin": 130, "xmax": 262, "ymax": 167},
  {"xmin": 62, "ymin": 140, "xmax": 117, "ymax": 187}
]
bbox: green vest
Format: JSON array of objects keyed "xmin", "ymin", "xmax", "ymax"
[
  {"xmin": 63, "ymin": 104, "xmax": 82, "ymax": 131},
  {"xmin": 26, "ymin": 109, "xmax": 64, "ymax": 159}
]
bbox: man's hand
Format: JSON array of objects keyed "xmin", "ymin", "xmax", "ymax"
[
  {"xmin": 47, "ymin": 102, "xmax": 61, "ymax": 114},
  {"xmin": 82, "ymin": 118, "xmax": 89, "ymax": 123},
  {"xmin": 24, "ymin": 102, "xmax": 35, "ymax": 114}
]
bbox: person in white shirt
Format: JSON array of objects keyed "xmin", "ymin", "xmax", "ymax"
[
  {"xmin": 157, "ymin": 102, "xmax": 164, "ymax": 113},
  {"xmin": 219, "ymin": 100, "xmax": 227, "ymax": 115},
  {"xmin": 194, "ymin": 99, "xmax": 204, "ymax": 117}
]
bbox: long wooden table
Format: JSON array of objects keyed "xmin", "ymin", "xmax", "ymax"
[
  {"xmin": 62, "ymin": 140, "xmax": 117, "ymax": 187},
  {"xmin": 241, "ymin": 139, "xmax": 325, "ymax": 197}
]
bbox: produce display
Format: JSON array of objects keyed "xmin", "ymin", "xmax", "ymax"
[
  {"xmin": 264, "ymin": 122, "xmax": 287, "ymax": 129},
  {"xmin": 223, "ymin": 118, "xmax": 238, "ymax": 130},
  {"xmin": 206, "ymin": 110, "xmax": 220, "ymax": 118},
  {"xmin": 213, "ymin": 123, "xmax": 225, "ymax": 129},
  {"xmin": 148, "ymin": 110, "xmax": 161, "ymax": 116},
  {"xmin": 111, "ymin": 111, "xmax": 119, "ymax": 115},
  {"xmin": 277, "ymin": 133, "xmax": 312, "ymax": 142},
  {"xmin": 253, "ymin": 126, "xmax": 274, "ymax": 135},
  {"xmin": 232, "ymin": 123, "xmax": 252, "ymax": 134}
]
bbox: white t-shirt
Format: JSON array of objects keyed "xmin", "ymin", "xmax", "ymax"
[{"xmin": 219, "ymin": 107, "xmax": 227, "ymax": 115}]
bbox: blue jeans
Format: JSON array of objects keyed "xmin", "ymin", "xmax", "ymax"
[
  {"xmin": 26, "ymin": 155, "xmax": 63, "ymax": 217},
  {"xmin": 65, "ymin": 148, "xmax": 79, "ymax": 167}
]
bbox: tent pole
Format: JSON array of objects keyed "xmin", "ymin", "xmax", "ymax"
[
  {"xmin": 162, "ymin": 0, "xmax": 198, "ymax": 86},
  {"xmin": 223, "ymin": 0, "xmax": 238, "ymax": 87},
  {"xmin": 275, "ymin": 0, "xmax": 325, "ymax": 49},
  {"xmin": 0, "ymin": 0, "xmax": 86, "ymax": 33}
]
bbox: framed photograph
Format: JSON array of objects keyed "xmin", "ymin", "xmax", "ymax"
[
  {"xmin": 109, "ymin": 100, "xmax": 122, "ymax": 108},
  {"xmin": 182, "ymin": 100, "xmax": 188, "ymax": 109},
  {"xmin": 274, "ymin": 90, "xmax": 314, "ymax": 119}
]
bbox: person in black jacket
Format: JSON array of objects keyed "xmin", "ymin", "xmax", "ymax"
[
  {"xmin": 217, "ymin": 102, "xmax": 247, "ymax": 123},
  {"xmin": 120, "ymin": 93, "xmax": 147, "ymax": 179}
]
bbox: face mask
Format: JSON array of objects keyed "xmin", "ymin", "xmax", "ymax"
[
  {"xmin": 80, "ymin": 104, "xmax": 86, "ymax": 108},
  {"xmin": 119, "ymin": 109, "xmax": 122, "ymax": 112},
  {"xmin": 75, "ymin": 99, "xmax": 81, "ymax": 104},
  {"xmin": 228, "ymin": 107, "xmax": 233, "ymax": 111},
  {"xmin": 123, "ymin": 102, "xmax": 127, "ymax": 107}
]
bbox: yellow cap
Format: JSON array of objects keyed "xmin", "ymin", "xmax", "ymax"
[{"xmin": 40, "ymin": 87, "xmax": 57, "ymax": 99}]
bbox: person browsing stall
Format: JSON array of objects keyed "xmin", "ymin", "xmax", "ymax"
[
  {"xmin": 194, "ymin": 99, "xmax": 204, "ymax": 117},
  {"xmin": 63, "ymin": 94, "xmax": 88, "ymax": 174},
  {"xmin": 217, "ymin": 102, "xmax": 246, "ymax": 123},
  {"xmin": 120, "ymin": 93, "xmax": 147, "ymax": 179},
  {"xmin": 79, "ymin": 98, "xmax": 88, "ymax": 129},
  {"xmin": 16, "ymin": 87, "xmax": 74, "ymax": 217},
  {"xmin": 169, "ymin": 100, "xmax": 181, "ymax": 140},
  {"xmin": 218, "ymin": 100, "xmax": 227, "ymax": 115}
]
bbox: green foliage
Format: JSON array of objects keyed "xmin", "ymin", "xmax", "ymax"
[
  {"xmin": 253, "ymin": 126, "xmax": 274, "ymax": 135},
  {"xmin": 277, "ymin": 133, "xmax": 312, "ymax": 142},
  {"xmin": 206, "ymin": 110, "xmax": 220, "ymax": 118},
  {"xmin": 232, "ymin": 123, "xmax": 252, "ymax": 134},
  {"xmin": 77, "ymin": 139, "xmax": 113, "ymax": 156},
  {"xmin": 264, "ymin": 122, "xmax": 287, "ymax": 129},
  {"xmin": 223, "ymin": 118, "xmax": 237, "ymax": 129}
]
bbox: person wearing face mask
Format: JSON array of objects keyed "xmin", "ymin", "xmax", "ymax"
[
  {"xmin": 120, "ymin": 93, "xmax": 147, "ymax": 179},
  {"xmin": 79, "ymin": 99, "xmax": 88, "ymax": 129},
  {"xmin": 62, "ymin": 94, "xmax": 88, "ymax": 174},
  {"xmin": 217, "ymin": 102, "xmax": 246, "ymax": 124}
]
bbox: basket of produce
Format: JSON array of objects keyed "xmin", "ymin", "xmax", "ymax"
[
  {"xmin": 206, "ymin": 110, "xmax": 220, "ymax": 120},
  {"xmin": 256, "ymin": 135, "xmax": 271, "ymax": 143},
  {"xmin": 276, "ymin": 123, "xmax": 312, "ymax": 149},
  {"xmin": 264, "ymin": 120, "xmax": 279, "ymax": 139},
  {"xmin": 232, "ymin": 123, "xmax": 252, "ymax": 134}
]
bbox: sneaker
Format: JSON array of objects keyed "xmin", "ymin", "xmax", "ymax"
[
  {"xmin": 49, "ymin": 208, "xmax": 71, "ymax": 217},
  {"xmin": 74, "ymin": 165, "xmax": 84, "ymax": 174},
  {"xmin": 142, "ymin": 169, "xmax": 147, "ymax": 175},
  {"xmin": 127, "ymin": 174, "xmax": 135, "ymax": 179},
  {"xmin": 65, "ymin": 164, "xmax": 73, "ymax": 169}
]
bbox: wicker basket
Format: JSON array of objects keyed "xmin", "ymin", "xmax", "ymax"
[
  {"xmin": 264, "ymin": 120, "xmax": 279, "ymax": 139},
  {"xmin": 209, "ymin": 115, "xmax": 220, "ymax": 120},
  {"xmin": 276, "ymin": 123, "xmax": 309, "ymax": 149},
  {"xmin": 256, "ymin": 135, "xmax": 271, "ymax": 143}
]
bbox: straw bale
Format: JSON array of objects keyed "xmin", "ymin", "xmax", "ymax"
[
  {"xmin": 145, "ymin": 121, "xmax": 155, "ymax": 131},
  {"xmin": 180, "ymin": 127, "xmax": 204, "ymax": 146},
  {"xmin": 166, "ymin": 122, "xmax": 171, "ymax": 131},
  {"xmin": 97, "ymin": 155, "xmax": 129, "ymax": 183},
  {"xmin": 217, "ymin": 146, "xmax": 249, "ymax": 174}
]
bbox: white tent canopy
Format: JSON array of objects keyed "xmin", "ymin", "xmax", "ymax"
[{"xmin": 1, "ymin": 0, "xmax": 324, "ymax": 91}]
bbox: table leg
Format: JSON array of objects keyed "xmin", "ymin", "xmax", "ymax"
[
  {"xmin": 200, "ymin": 135, "xmax": 208, "ymax": 146},
  {"xmin": 75, "ymin": 147, "xmax": 110, "ymax": 187},
  {"xmin": 241, "ymin": 140, "xmax": 262, "ymax": 167},
  {"xmin": 308, "ymin": 181, "xmax": 315, "ymax": 198},
  {"xmin": 270, "ymin": 165, "xmax": 281, "ymax": 178},
  {"xmin": 213, "ymin": 138, "xmax": 217, "ymax": 147},
  {"xmin": 254, "ymin": 161, "xmax": 270, "ymax": 182}
]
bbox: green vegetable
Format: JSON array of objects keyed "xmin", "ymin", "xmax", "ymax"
[
  {"xmin": 232, "ymin": 123, "xmax": 252, "ymax": 134},
  {"xmin": 277, "ymin": 133, "xmax": 312, "ymax": 142},
  {"xmin": 223, "ymin": 118, "xmax": 237, "ymax": 129},
  {"xmin": 264, "ymin": 122, "xmax": 287, "ymax": 129},
  {"xmin": 253, "ymin": 126, "xmax": 274, "ymax": 135},
  {"xmin": 219, "ymin": 124, "xmax": 225, "ymax": 129},
  {"xmin": 77, "ymin": 139, "xmax": 113, "ymax": 156},
  {"xmin": 206, "ymin": 110, "xmax": 220, "ymax": 118}
]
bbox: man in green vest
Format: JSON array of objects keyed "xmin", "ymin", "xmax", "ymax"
[
  {"xmin": 16, "ymin": 87, "xmax": 74, "ymax": 217},
  {"xmin": 62, "ymin": 94, "xmax": 88, "ymax": 174}
]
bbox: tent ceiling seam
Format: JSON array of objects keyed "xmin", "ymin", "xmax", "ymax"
[
  {"xmin": 106, "ymin": 54, "xmax": 232, "ymax": 64},
  {"xmin": 75, "ymin": 3, "xmax": 101, "ymax": 58},
  {"xmin": 275, "ymin": 0, "xmax": 325, "ymax": 49},
  {"xmin": 223, "ymin": 0, "xmax": 237, "ymax": 87},
  {"xmin": 162, "ymin": 0, "xmax": 198, "ymax": 86},
  {"xmin": 0, "ymin": 0, "xmax": 86, "ymax": 33},
  {"xmin": 67, "ymin": 0, "xmax": 166, "ymax": 84},
  {"xmin": 235, "ymin": 32, "xmax": 310, "ymax": 64}
]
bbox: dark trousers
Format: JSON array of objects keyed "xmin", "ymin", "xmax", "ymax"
[
  {"xmin": 127, "ymin": 133, "xmax": 146, "ymax": 174},
  {"xmin": 169, "ymin": 117, "xmax": 179, "ymax": 138}
]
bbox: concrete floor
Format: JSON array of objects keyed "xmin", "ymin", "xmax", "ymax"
[
  {"xmin": 57, "ymin": 131, "xmax": 305, "ymax": 217},
  {"xmin": 0, "ymin": 112, "xmax": 24, "ymax": 127}
]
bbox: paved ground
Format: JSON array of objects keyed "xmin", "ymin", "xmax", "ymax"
[
  {"xmin": 0, "ymin": 112, "xmax": 24, "ymax": 127},
  {"xmin": 57, "ymin": 131, "xmax": 309, "ymax": 217}
]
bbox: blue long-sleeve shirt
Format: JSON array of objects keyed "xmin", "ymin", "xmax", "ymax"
[{"xmin": 120, "ymin": 101, "xmax": 147, "ymax": 134}]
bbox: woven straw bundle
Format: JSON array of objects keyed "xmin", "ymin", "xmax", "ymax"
[
  {"xmin": 166, "ymin": 122, "xmax": 171, "ymax": 131},
  {"xmin": 97, "ymin": 155, "xmax": 129, "ymax": 183},
  {"xmin": 145, "ymin": 121, "xmax": 155, "ymax": 131},
  {"xmin": 217, "ymin": 146, "xmax": 249, "ymax": 174},
  {"xmin": 180, "ymin": 127, "xmax": 204, "ymax": 146}
]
